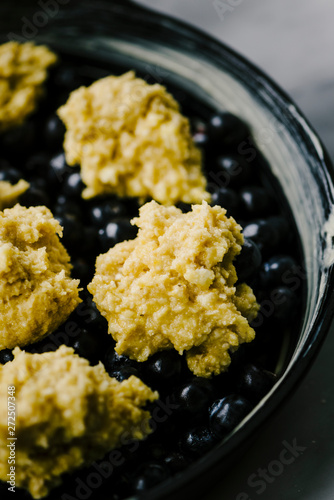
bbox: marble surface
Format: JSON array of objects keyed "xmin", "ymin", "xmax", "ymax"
[{"xmin": 134, "ymin": 2, "xmax": 334, "ymax": 499}]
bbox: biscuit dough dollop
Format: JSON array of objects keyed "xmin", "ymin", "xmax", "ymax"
[
  {"xmin": 58, "ymin": 71, "xmax": 210, "ymax": 205},
  {"xmin": 0, "ymin": 179, "xmax": 29, "ymax": 210},
  {"xmin": 0, "ymin": 41, "xmax": 57, "ymax": 132},
  {"xmin": 0, "ymin": 204, "xmax": 81, "ymax": 350},
  {"xmin": 89, "ymin": 201, "xmax": 259, "ymax": 377},
  {"xmin": 0, "ymin": 346, "xmax": 158, "ymax": 499}
]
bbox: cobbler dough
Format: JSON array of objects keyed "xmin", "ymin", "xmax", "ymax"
[
  {"xmin": 0, "ymin": 179, "xmax": 29, "ymax": 210},
  {"xmin": 58, "ymin": 71, "xmax": 210, "ymax": 205},
  {"xmin": 0, "ymin": 204, "xmax": 81, "ymax": 350},
  {"xmin": 0, "ymin": 346, "xmax": 158, "ymax": 499},
  {"xmin": 89, "ymin": 201, "xmax": 259, "ymax": 377},
  {"xmin": 0, "ymin": 41, "xmax": 57, "ymax": 132}
]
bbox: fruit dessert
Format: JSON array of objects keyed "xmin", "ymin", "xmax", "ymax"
[{"xmin": 0, "ymin": 41, "xmax": 302, "ymax": 500}]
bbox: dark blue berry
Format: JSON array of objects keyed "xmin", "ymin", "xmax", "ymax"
[
  {"xmin": 104, "ymin": 347, "xmax": 138, "ymax": 376},
  {"xmin": 209, "ymin": 395, "xmax": 254, "ymax": 438},
  {"xmin": 54, "ymin": 196, "xmax": 83, "ymax": 219},
  {"xmin": 109, "ymin": 366, "xmax": 139, "ymax": 382},
  {"xmin": 193, "ymin": 131, "xmax": 209, "ymax": 148},
  {"xmin": 0, "ymin": 166, "xmax": 21, "ymax": 184},
  {"xmin": 24, "ymin": 152, "xmax": 50, "ymax": 177},
  {"xmin": 88, "ymin": 198, "xmax": 135, "ymax": 226},
  {"xmin": 179, "ymin": 426, "xmax": 217, "ymax": 457},
  {"xmin": 132, "ymin": 462, "xmax": 170, "ymax": 494},
  {"xmin": 47, "ymin": 152, "xmax": 70, "ymax": 186},
  {"xmin": 20, "ymin": 186, "xmax": 50, "ymax": 207},
  {"xmin": 269, "ymin": 216, "xmax": 291, "ymax": 247},
  {"xmin": 44, "ymin": 114, "xmax": 65, "ymax": 150},
  {"xmin": 62, "ymin": 172, "xmax": 84, "ymax": 198},
  {"xmin": 215, "ymin": 154, "xmax": 252, "ymax": 186},
  {"xmin": 71, "ymin": 258, "xmax": 91, "ymax": 284},
  {"xmin": 235, "ymin": 238, "xmax": 262, "ymax": 283},
  {"xmin": 164, "ymin": 452, "xmax": 189, "ymax": 473},
  {"xmin": 174, "ymin": 379, "xmax": 212, "ymax": 414},
  {"xmin": 236, "ymin": 364, "xmax": 277, "ymax": 403},
  {"xmin": 243, "ymin": 219, "xmax": 277, "ymax": 252},
  {"xmin": 143, "ymin": 351, "xmax": 182, "ymax": 389},
  {"xmin": 239, "ymin": 186, "xmax": 271, "ymax": 217},
  {"xmin": 208, "ymin": 113, "xmax": 249, "ymax": 147},
  {"xmin": 270, "ymin": 286, "xmax": 298, "ymax": 322},
  {"xmin": 71, "ymin": 328, "xmax": 102, "ymax": 364},
  {"xmin": 260, "ymin": 255, "xmax": 297, "ymax": 289},
  {"xmin": 98, "ymin": 218, "xmax": 137, "ymax": 252},
  {"xmin": 0, "ymin": 349, "xmax": 14, "ymax": 365},
  {"xmin": 210, "ymin": 187, "xmax": 239, "ymax": 216},
  {"xmin": 55, "ymin": 213, "xmax": 83, "ymax": 251}
]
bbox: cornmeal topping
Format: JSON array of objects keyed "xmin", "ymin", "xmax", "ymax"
[
  {"xmin": 89, "ymin": 201, "xmax": 259, "ymax": 377},
  {"xmin": 0, "ymin": 179, "xmax": 29, "ymax": 210},
  {"xmin": 58, "ymin": 71, "xmax": 210, "ymax": 205},
  {"xmin": 0, "ymin": 41, "xmax": 57, "ymax": 132},
  {"xmin": 0, "ymin": 204, "xmax": 80, "ymax": 349},
  {"xmin": 0, "ymin": 346, "xmax": 158, "ymax": 498}
]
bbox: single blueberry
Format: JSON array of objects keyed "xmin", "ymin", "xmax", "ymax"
[
  {"xmin": 132, "ymin": 462, "xmax": 170, "ymax": 494},
  {"xmin": 210, "ymin": 187, "xmax": 239, "ymax": 216},
  {"xmin": 260, "ymin": 255, "xmax": 298, "ymax": 289},
  {"xmin": 239, "ymin": 186, "xmax": 271, "ymax": 218},
  {"xmin": 215, "ymin": 154, "xmax": 253, "ymax": 186},
  {"xmin": 179, "ymin": 426, "xmax": 217, "ymax": 457},
  {"xmin": 0, "ymin": 349, "xmax": 14, "ymax": 365},
  {"xmin": 0, "ymin": 166, "xmax": 21, "ymax": 184},
  {"xmin": 47, "ymin": 152, "xmax": 70, "ymax": 186},
  {"xmin": 193, "ymin": 131, "xmax": 209, "ymax": 148},
  {"xmin": 53, "ymin": 196, "xmax": 83, "ymax": 220},
  {"xmin": 208, "ymin": 112, "xmax": 249, "ymax": 148},
  {"xmin": 20, "ymin": 186, "xmax": 50, "ymax": 207},
  {"xmin": 235, "ymin": 238, "xmax": 262, "ymax": 283},
  {"xmin": 44, "ymin": 114, "xmax": 66, "ymax": 150},
  {"xmin": 104, "ymin": 347, "xmax": 138, "ymax": 376},
  {"xmin": 24, "ymin": 152, "xmax": 50, "ymax": 177},
  {"xmin": 174, "ymin": 379, "xmax": 212, "ymax": 414},
  {"xmin": 209, "ymin": 395, "xmax": 254, "ymax": 438},
  {"xmin": 62, "ymin": 172, "xmax": 84, "ymax": 198},
  {"xmin": 236, "ymin": 364, "xmax": 277, "ymax": 404},
  {"xmin": 164, "ymin": 452, "xmax": 189, "ymax": 473},
  {"xmin": 98, "ymin": 218, "xmax": 137, "ymax": 252},
  {"xmin": 143, "ymin": 351, "xmax": 182, "ymax": 389},
  {"xmin": 270, "ymin": 286, "xmax": 298, "ymax": 322},
  {"xmin": 243, "ymin": 219, "xmax": 277, "ymax": 252}
]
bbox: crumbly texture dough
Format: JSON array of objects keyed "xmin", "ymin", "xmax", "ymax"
[
  {"xmin": 0, "ymin": 179, "xmax": 29, "ymax": 210},
  {"xmin": 0, "ymin": 41, "xmax": 57, "ymax": 132},
  {"xmin": 89, "ymin": 201, "xmax": 259, "ymax": 377},
  {"xmin": 0, "ymin": 346, "xmax": 158, "ymax": 499},
  {"xmin": 0, "ymin": 204, "xmax": 81, "ymax": 350},
  {"xmin": 58, "ymin": 71, "xmax": 210, "ymax": 205}
]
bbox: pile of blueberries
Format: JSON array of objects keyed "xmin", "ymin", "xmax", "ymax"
[{"xmin": 0, "ymin": 60, "xmax": 303, "ymax": 500}]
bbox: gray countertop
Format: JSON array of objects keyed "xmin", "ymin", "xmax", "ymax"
[{"xmin": 136, "ymin": 2, "xmax": 334, "ymax": 499}]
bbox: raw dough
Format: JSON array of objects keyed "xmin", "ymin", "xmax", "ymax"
[
  {"xmin": 58, "ymin": 71, "xmax": 210, "ymax": 205},
  {"xmin": 0, "ymin": 179, "xmax": 29, "ymax": 210},
  {"xmin": 0, "ymin": 204, "xmax": 81, "ymax": 350},
  {"xmin": 0, "ymin": 41, "xmax": 57, "ymax": 132},
  {"xmin": 0, "ymin": 346, "xmax": 158, "ymax": 498},
  {"xmin": 88, "ymin": 201, "xmax": 259, "ymax": 377}
]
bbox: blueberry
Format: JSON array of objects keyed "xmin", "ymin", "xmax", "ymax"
[
  {"xmin": 209, "ymin": 395, "xmax": 254, "ymax": 438},
  {"xmin": 143, "ymin": 351, "xmax": 182, "ymax": 389},
  {"xmin": 179, "ymin": 426, "xmax": 217, "ymax": 457},
  {"xmin": 235, "ymin": 238, "xmax": 262, "ymax": 283},
  {"xmin": 47, "ymin": 152, "xmax": 70, "ymax": 186},
  {"xmin": 53, "ymin": 196, "xmax": 83, "ymax": 219},
  {"xmin": 193, "ymin": 131, "xmax": 209, "ymax": 148},
  {"xmin": 62, "ymin": 172, "xmax": 84, "ymax": 198},
  {"xmin": 71, "ymin": 328, "xmax": 102, "ymax": 364},
  {"xmin": 110, "ymin": 366, "xmax": 139, "ymax": 382},
  {"xmin": 190, "ymin": 117, "xmax": 207, "ymax": 135},
  {"xmin": 0, "ymin": 166, "xmax": 21, "ymax": 184},
  {"xmin": 104, "ymin": 347, "xmax": 138, "ymax": 376},
  {"xmin": 0, "ymin": 349, "xmax": 14, "ymax": 365},
  {"xmin": 176, "ymin": 202, "xmax": 192, "ymax": 213},
  {"xmin": 98, "ymin": 218, "xmax": 137, "ymax": 252},
  {"xmin": 215, "ymin": 154, "xmax": 252, "ymax": 186},
  {"xmin": 71, "ymin": 258, "xmax": 91, "ymax": 284},
  {"xmin": 55, "ymin": 213, "xmax": 83, "ymax": 251},
  {"xmin": 236, "ymin": 364, "xmax": 277, "ymax": 404},
  {"xmin": 174, "ymin": 379, "xmax": 212, "ymax": 414},
  {"xmin": 44, "ymin": 114, "xmax": 66, "ymax": 150},
  {"xmin": 24, "ymin": 152, "xmax": 50, "ymax": 177},
  {"xmin": 269, "ymin": 216, "xmax": 291, "ymax": 247},
  {"xmin": 20, "ymin": 186, "xmax": 50, "ymax": 207},
  {"xmin": 132, "ymin": 462, "xmax": 170, "ymax": 494},
  {"xmin": 260, "ymin": 255, "xmax": 297, "ymax": 289},
  {"xmin": 88, "ymin": 198, "xmax": 135, "ymax": 226},
  {"xmin": 210, "ymin": 187, "xmax": 239, "ymax": 216},
  {"xmin": 243, "ymin": 219, "xmax": 277, "ymax": 252},
  {"xmin": 270, "ymin": 286, "xmax": 298, "ymax": 322},
  {"xmin": 164, "ymin": 452, "xmax": 189, "ymax": 473},
  {"xmin": 239, "ymin": 186, "xmax": 271, "ymax": 218},
  {"xmin": 208, "ymin": 113, "xmax": 249, "ymax": 148}
]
